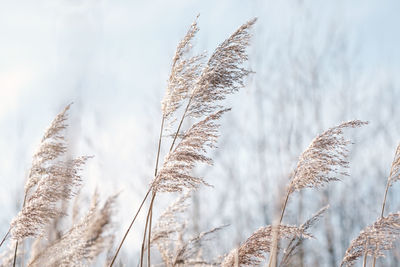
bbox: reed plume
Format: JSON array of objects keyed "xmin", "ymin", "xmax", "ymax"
[
  {"xmin": 221, "ymin": 225, "xmax": 311, "ymax": 267},
  {"xmin": 386, "ymin": 144, "xmax": 400, "ymax": 186},
  {"xmin": 152, "ymin": 109, "xmax": 229, "ymax": 193},
  {"xmin": 266, "ymin": 121, "xmax": 366, "ymax": 267},
  {"xmin": 275, "ymin": 120, "xmax": 367, "ymax": 223},
  {"xmin": 288, "ymin": 120, "xmax": 368, "ymax": 194},
  {"xmin": 10, "ymin": 104, "xmax": 91, "ymax": 241},
  {"xmin": 24, "ymin": 104, "xmax": 70, "ymax": 198},
  {"xmin": 340, "ymin": 212, "xmax": 400, "ymax": 267},
  {"xmin": 183, "ymin": 18, "xmax": 256, "ymax": 119},
  {"xmin": 11, "ymin": 156, "xmax": 90, "ymax": 240},
  {"xmin": 161, "ymin": 16, "xmax": 206, "ymax": 124},
  {"xmin": 28, "ymin": 193, "xmax": 118, "ymax": 267}
]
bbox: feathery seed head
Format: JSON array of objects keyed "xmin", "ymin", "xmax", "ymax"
[
  {"xmin": 25, "ymin": 104, "xmax": 72, "ymax": 196},
  {"xmin": 152, "ymin": 109, "xmax": 229, "ymax": 193},
  {"xmin": 162, "ymin": 16, "xmax": 206, "ymax": 121},
  {"xmin": 387, "ymin": 144, "xmax": 400, "ymax": 187},
  {"xmin": 11, "ymin": 156, "xmax": 91, "ymax": 240},
  {"xmin": 221, "ymin": 224, "xmax": 310, "ymax": 267},
  {"xmin": 188, "ymin": 18, "xmax": 257, "ymax": 118},
  {"xmin": 341, "ymin": 212, "xmax": 400, "ymax": 267},
  {"xmin": 28, "ymin": 194, "xmax": 118, "ymax": 267},
  {"xmin": 288, "ymin": 120, "xmax": 368, "ymax": 194}
]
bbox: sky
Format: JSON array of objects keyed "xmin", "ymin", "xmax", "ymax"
[{"xmin": 1, "ymin": 0, "xmax": 400, "ymax": 263}]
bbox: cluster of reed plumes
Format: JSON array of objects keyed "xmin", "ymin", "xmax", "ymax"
[
  {"xmin": 0, "ymin": 104, "xmax": 117, "ymax": 267},
  {"xmin": 1, "ymin": 16, "xmax": 400, "ymax": 267}
]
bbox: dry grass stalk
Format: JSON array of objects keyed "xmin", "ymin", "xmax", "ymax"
[
  {"xmin": 288, "ymin": 120, "xmax": 368, "ymax": 194},
  {"xmin": 341, "ymin": 212, "xmax": 400, "ymax": 267},
  {"xmin": 28, "ymin": 193, "xmax": 118, "ymax": 267},
  {"xmin": 280, "ymin": 205, "xmax": 329, "ymax": 267},
  {"xmin": 221, "ymin": 225, "xmax": 311, "ymax": 267}
]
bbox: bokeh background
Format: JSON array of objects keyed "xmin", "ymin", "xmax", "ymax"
[{"xmin": 1, "ymin": 0, "xmax": 400, "ymax": 266}]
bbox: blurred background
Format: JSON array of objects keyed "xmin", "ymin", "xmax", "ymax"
[{"xmin": 1, "ymin": 0, "xmax": 400, "ymax": 266}]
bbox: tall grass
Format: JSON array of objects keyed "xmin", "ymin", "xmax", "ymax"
[{"xmin": 0, "ymin": 16, "xmax": 399, "ymax": 267}]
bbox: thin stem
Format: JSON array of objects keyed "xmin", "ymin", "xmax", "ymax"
[
  {"xmin": 13, "ymin": 192, "xmax": 28, "ymax": 266},
  {"xmin": 279, "ymin": 190, "xmax": 291, "ymax": 224},
  {"xmin": 267, "ymin": 232, "xmax": 278, "ymax": 267},
  {"xmin": 154, "ymin": 117, "xmax": 165, "ymax": 177},
  {"xmin": 267, "ymin": 189, "xmax": 291, "ymax": 267},
  {"xmin": 169, "ymin": 90, "xmax": 195, "ymax": 152},
  {"xmin": 372, "ymin": 167, "xmax": 395, "ymax": 264},
  {"xmin": 362, "ymin": 253, "xmax": 367, "ymax": 267},
  {"xmin": 140, "ymin": 193, "xmax": 156, "ymax": 267},
  {"xmin": 147, "ymin": 193, "xmax": 156, "ymax": 267},
  {"xmin": 380, "ymin": 179, "xmax": 391, "ymax": 219},
  {"xmin": 140, "ymin": 201, "xmax": 152, "ymax": 267},
  {"xmin": 268, "ymin": 191, "xmax": 291, "ymax": 267},
  {"xmin": 362, "ymin": 240, "xmax": 368, "ymax": 267},
  {"xmin": 109, "ymin": 187, "xmax": 152, "ymax": 267},
  {"xmin": 111, "ymin": 116, "xmax": 166, "ymax": 267},
  {"xmin": 145, "ymin": 117, "xmax": 165, "ymax": 266},
  {"xmin": 371, "ymin": 181, "xmax": 390, "ymax": 266},
  {"xmin": 0, "ymin": 228, "xmax": 10, "ymax": 247},
  {"xmin": 13, "ymin": 240, "xmax": 18, "ymax": 267},
  {"xmin": 143, "ymin": 95, "xmax": 192, "ymax": 265},
  {"xmin": 139, "ymin": 80, "xmax": 195, "ymax": 266}
]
